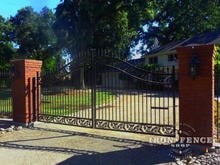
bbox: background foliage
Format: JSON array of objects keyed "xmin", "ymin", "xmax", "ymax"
[{"xmin": 0, "ymin": 0, "xmax": 219, "ymax": 70}]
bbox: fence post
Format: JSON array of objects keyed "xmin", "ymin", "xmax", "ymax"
[
  {"xmin": 11, "ymin": 59, "xmax": 42, "ymax": 125},
  {"xmin": 172, "ymin": 65, "xmax": 176, "ymax": 136},
  {"xmin": 91, "ymin": 49, "xmax": 97, "ymax": 128},
  {"xmin": 177, "ymin": 45, "xmax": 215, "ymax": 146}
]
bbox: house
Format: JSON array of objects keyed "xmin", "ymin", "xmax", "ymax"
[
  {"xmin": 145, "ymin": 29, "xmax": 220, "ymax": 69},
  {"xmin": 99, "ymin": 58, "xmax": 145, "ymax": 89}
]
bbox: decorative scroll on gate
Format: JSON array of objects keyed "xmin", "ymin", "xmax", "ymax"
[
  {"xmin": 38, "ymin": 115, "xmax": 93, "ymax": 128},
  {"xmin": 95, "ymin": 120, "xmax": 175, "ymax": 135}
]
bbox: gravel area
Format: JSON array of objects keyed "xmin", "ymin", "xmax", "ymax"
[{"xmin": 176, "ymin": 148, "xmax": 220, "ymax": 165}]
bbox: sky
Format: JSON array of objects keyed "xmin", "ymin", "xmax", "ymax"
[{"xmin": 0, "ymin": 0, "xmax": 62, "ymax": 18}]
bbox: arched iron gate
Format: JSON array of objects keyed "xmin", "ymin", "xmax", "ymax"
[{"xmin": 36, "ymin": 52, "xmax": 178, "ymax": 136}]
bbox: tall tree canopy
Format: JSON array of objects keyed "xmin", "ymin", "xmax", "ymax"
[
  {"xmin": 0, "ymin": 0, "xmax": 219, "ymax": 70},
  {"xmin": 0, "ymin": 16, "xmax": 15, "ymax": 69},
  {"xmin": 9, "ymin": 7, "xmax": 63, "ymax": 71},
  {"xmin": 54, "ymin": 0, "xmax": 156, "ymax": 88},
  {"xmin": 139, "ymin": 0, "xmax": 220, "ymax": 52},
  {"xmin": 54, "ymin": 0, "xmax": 155, "ymax": 58}
]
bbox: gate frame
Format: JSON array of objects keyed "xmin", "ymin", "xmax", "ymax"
[{"xmin": 36, "ymin": 52, "xmax": 177, "ymax": 136}]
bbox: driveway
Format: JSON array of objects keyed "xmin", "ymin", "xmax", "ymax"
[{"xmin": 0, "ymin": 119, "xmax": 179, "ymax": 165}]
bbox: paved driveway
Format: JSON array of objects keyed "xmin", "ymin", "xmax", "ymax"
[{"xmin": 0, "ymin": 119, "xmax": 178, "ymax": 165}]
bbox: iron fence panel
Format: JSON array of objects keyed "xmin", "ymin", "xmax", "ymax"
[
  {"xmin": 0, "ymin": 69, "xmax": 13, "ymax": 118},
  {"xmin": 38, "ymin": 50, "xmax": 178, "ymax": 136}
]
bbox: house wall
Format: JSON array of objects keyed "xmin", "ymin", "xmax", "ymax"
[
  {"xmin": 145, "ymin": 53, "xmax": 179, "ymax": 81},
  {"xmin": 101, "ymin": 72, "xmax": 132, "ymax": 89},
  {"xmin": 145, "ymin": 53, "xmax": 178, "ymax": 67}
]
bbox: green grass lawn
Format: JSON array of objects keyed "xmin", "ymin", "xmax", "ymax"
[
  {"xmin": 0, "ymin": 87, "xmax": 114, "ymax": 117},
  {"xmin": 41, "ymin": 88, "xmax": 114, "ymax": 116}
]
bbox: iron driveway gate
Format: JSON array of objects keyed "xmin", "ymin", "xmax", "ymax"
[{"xmin": 38, "ymin": 51, "xmax": 177, "ymax": 136}]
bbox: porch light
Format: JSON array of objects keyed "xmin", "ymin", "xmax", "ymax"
[{"xmin": 189, "ymin": 54, "xmax": 200, "ymax": 80}]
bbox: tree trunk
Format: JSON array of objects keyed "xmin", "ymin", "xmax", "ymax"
[{"xmin": 80, "ymin": 65, "xmax": 85, "ymax": 89}]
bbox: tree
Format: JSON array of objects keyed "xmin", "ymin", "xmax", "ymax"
[
  {"xmin": 9, "ymin": 7, "xmax": 63, "ymax": 72},
  {"xmin": 54, "ymin": 0, "xmax": 155, "ymax": 55},
  {"xmin": 54, "ymin": 0, "xmax": 155, "ymax": 88},
  {"xmin": 0, "ymin": 16, "xmax": 15, "ymax": 69},
  {"xmin": 139, "ymin": 0, "xmax": 220, "ymax": 52}
]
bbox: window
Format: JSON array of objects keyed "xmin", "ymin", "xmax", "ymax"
[
  {"xmin": 149, "ymin": 57, "xmax": 158, "ymax": 64},
  {"xmin": 168, "ymin": 54, "xmax": 177, "ymax": 62}
]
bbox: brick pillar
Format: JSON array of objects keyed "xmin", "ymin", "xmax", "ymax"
[
  {"xmin": 177, "ymin": 45, "xmax": 216, "ymax": 146},
  {"xmin": 11, "ymin": 59, "xmax": 42, "ymax": 125}
]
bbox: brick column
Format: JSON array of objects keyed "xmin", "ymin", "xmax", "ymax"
[
  {"xmin": 177, "ymin": 45, "xmax": 215, "ymax": 146},
  {"xmin": 11, "ymin": 59, "xmax": 42, "ymax": 125}
]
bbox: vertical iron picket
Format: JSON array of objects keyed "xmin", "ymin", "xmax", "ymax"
[
  {"xmin": 172, "ymin": 66, "xmax": 176, "ymax": 136},
  {"xmin": 36, "ymin": 72, "xmax": 40, "ymax": 121},
  {"xmin": 91, "ymin": 50, "xmax": 97, "ymax": 128},
  {"xmin": 32, "ymin": 77, "xmax": 37, "ymax": 122}
]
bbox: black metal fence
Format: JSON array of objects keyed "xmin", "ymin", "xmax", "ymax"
[
  {"xmin": 38, "ymin": 51, "xmax": 178, "ymax": 136},
  {"xmin": 0, "ymin": 69, "xmax": 13, "ymax": 118}
]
